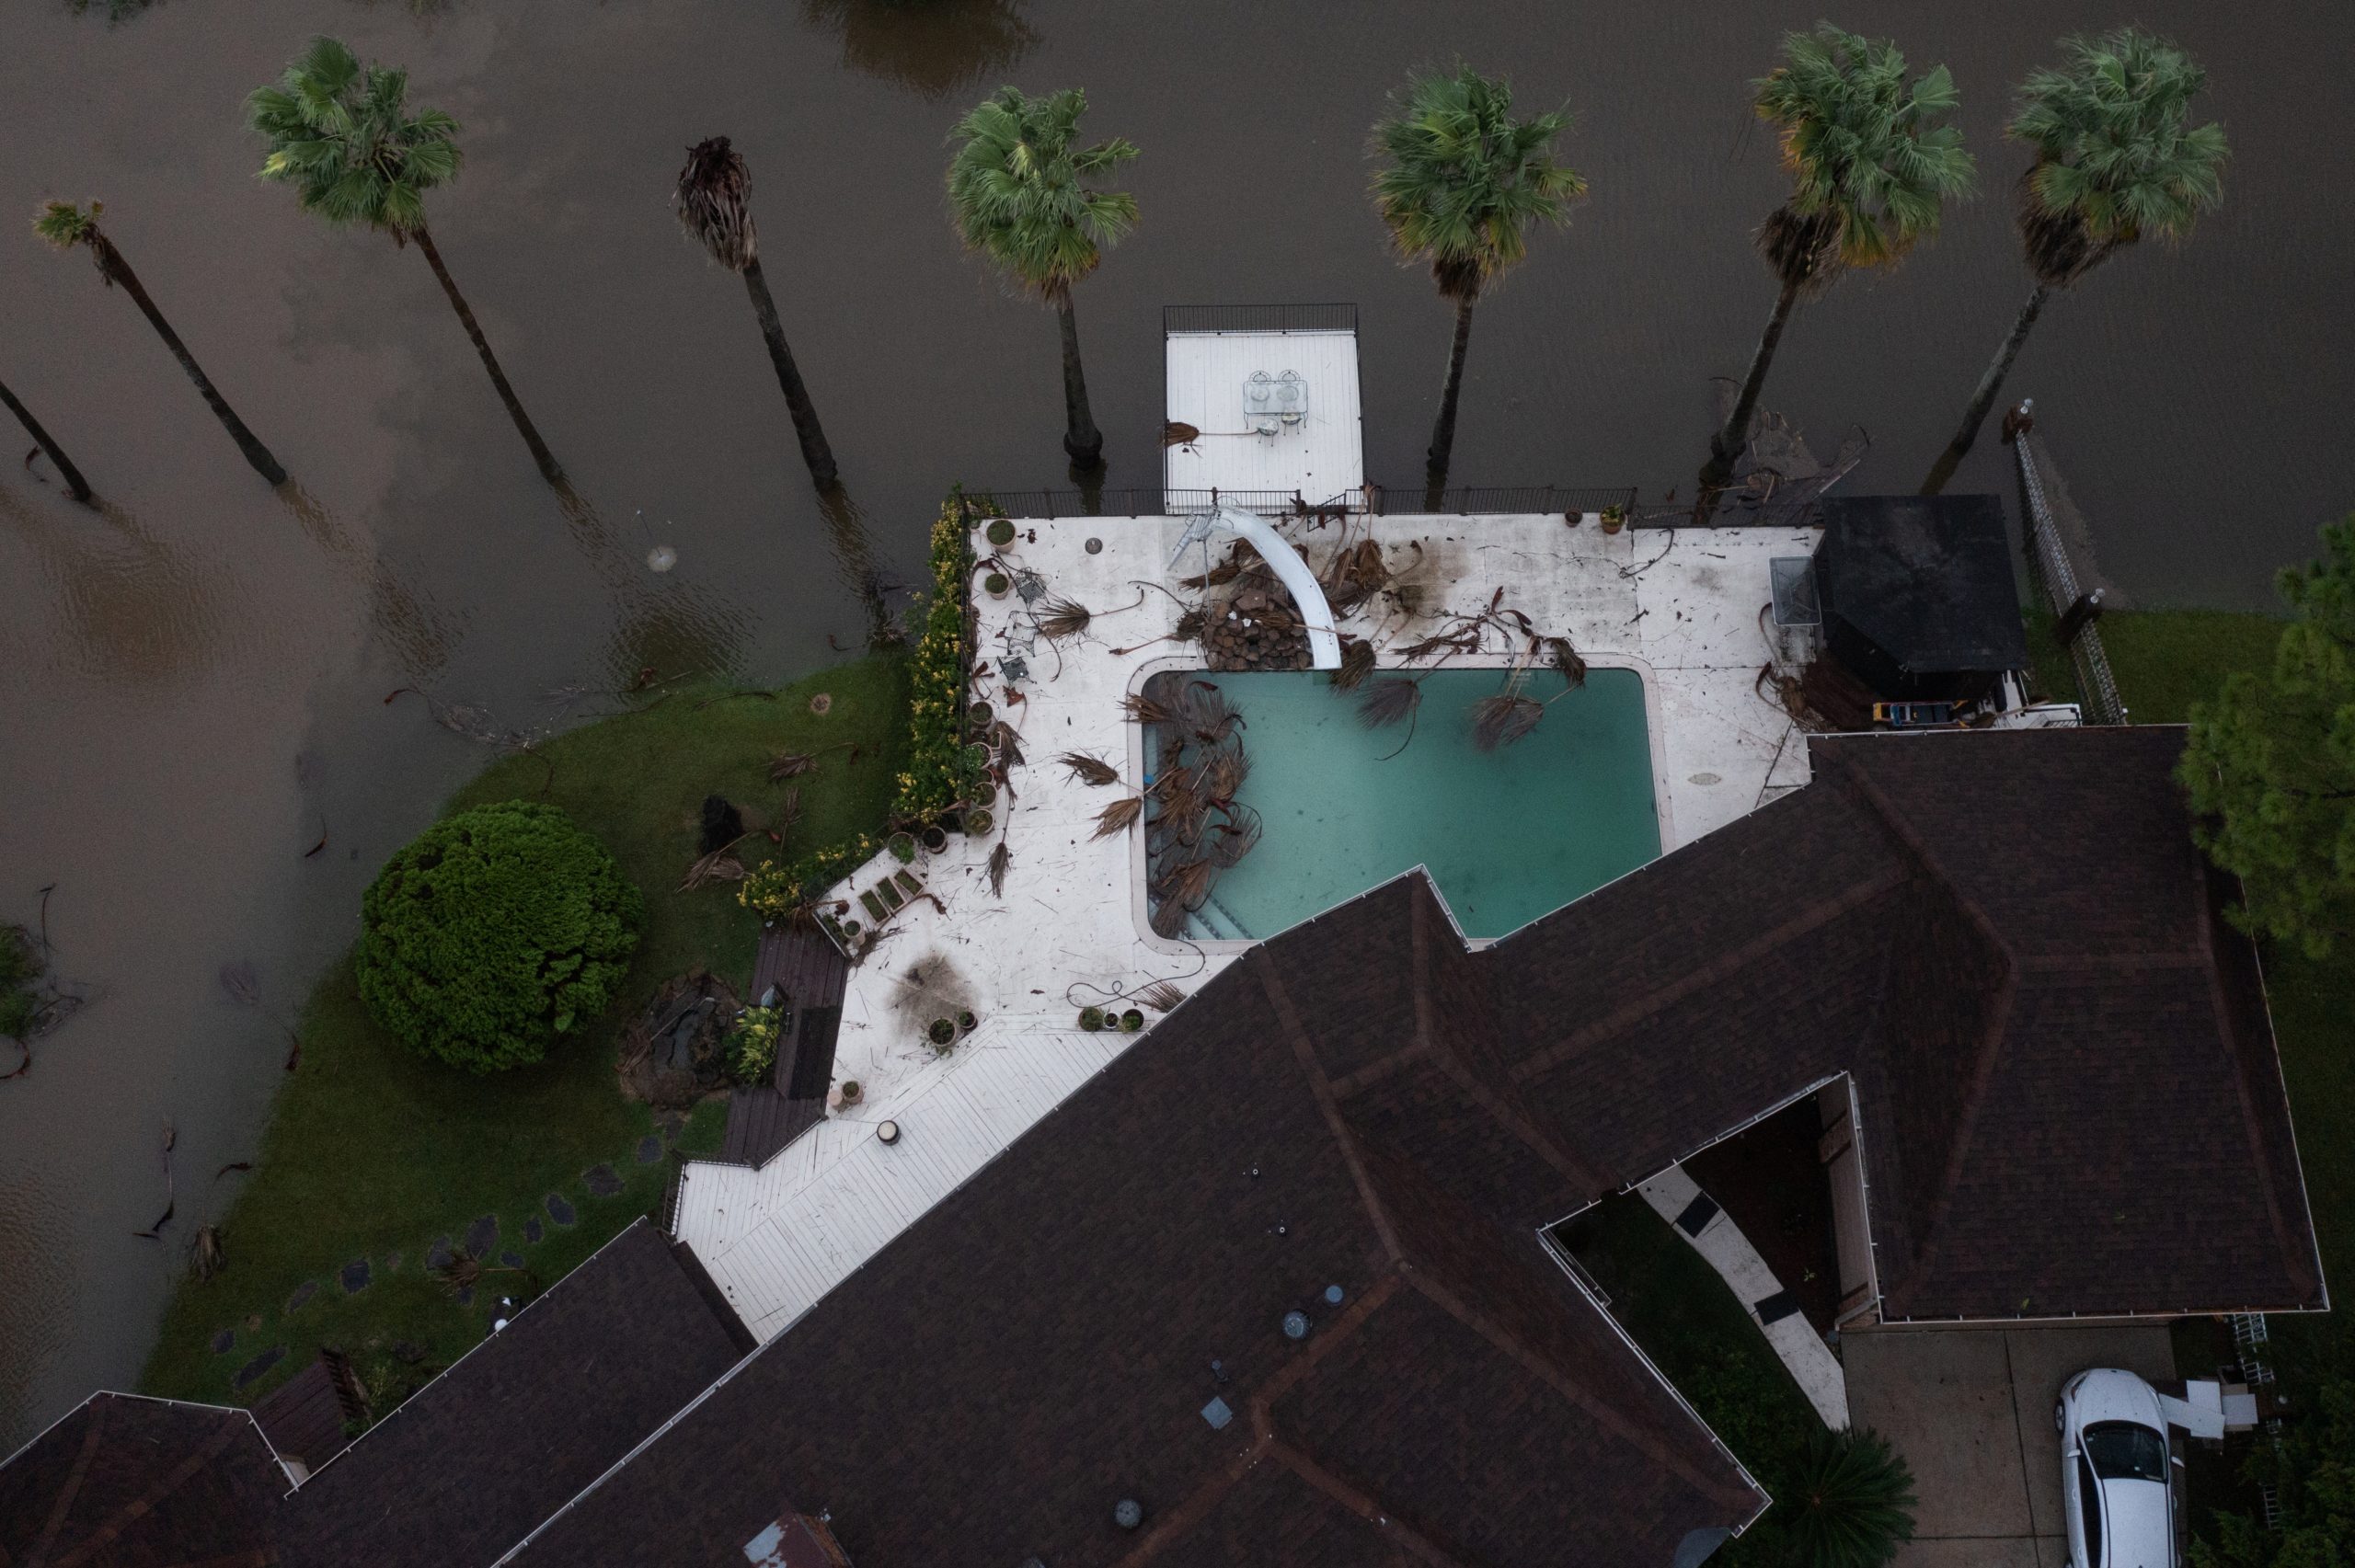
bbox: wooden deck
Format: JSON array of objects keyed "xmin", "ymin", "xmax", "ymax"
[
  {"xmin": 250, "ymin": 1350, "xmax": 369, "ymax": 1475},
  {"xmin": 719, "ymin": 926, "xmax": 851, "ymax": 1168}
]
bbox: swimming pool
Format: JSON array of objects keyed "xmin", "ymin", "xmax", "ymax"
[{"xmin": 1144, "ymin": 667, "xmax": 1663, "ymax": 942}]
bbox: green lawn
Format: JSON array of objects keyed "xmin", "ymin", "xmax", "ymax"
[{"xmin": 142, "ymin": 657, "xmax": 908, "ymax": 1411}]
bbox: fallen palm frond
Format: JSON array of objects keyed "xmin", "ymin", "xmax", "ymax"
[
  {"xmin": 1165, "ymin": 858, "xmax": 1216, "ymax": 911},
  {"xmin": 1470, "ymin": 692, "xmax": 1546, "ymax": 752},
  {"xmin": 191, "ymin": 1224, "xmax": 224, "ymax": 1282},
  {"xmin": 1092, "ymin": 796, "xmax": 1144, "ymax": 840},
  {"xmin": 433, "ymin": 1247, "xmax": 524, "ymax": 1296},
  {"xmin": 1178, "ymin": 681, "xmax": 1244, "ymax": 745},
  {"xmin": 988, "ymin": 841, "xmax": 1011, "ymax": 898},
  {"xmin": 1150, "ymin": 895, "xmax": 1189, "ymax": 939},
  {"xmin": 679, "ymin": 847, "xmax": 748, "ymax": 892},
  {"xmin": 775, "ymin": 787, "xmax": 803, "ymax": 836},
  {"xmin": 1037, "ymin": 597, "xmax": 1092, "ymax": 641},
  {"xmin": 1357, "ymin": 677, "xmax": 1423, "ymax": 729},
  {"xmin": 990, "ymin": 721, "xmax": 1026, "ymax": 770},
  {"xmin": 1200, "ymin": 747, "xmax": 1250, "ymax": 806},
  {"xmin": 1321, "ymin": 537, "xmax": 1392, "ymax": 612},
  {"xmin": 768, "ymin": 750, "xmax": 816, "ymax": 781},
  {"xmin": 1542, "ymin": 635, "xmax": 1588, "ymax": 689},
  {"xmin": 1329, "ymin": 637, "xmax": 1377, "ymax": 691},
  {"xmin": 1120, "ymin": 692, "xmax": 1171, "ymax": 727},
  {"xmin": 1206, "ymin": 807, "xmax": 1263, "ymax": 868},
  {"xmin": 1137, "ymin": 980, "xmax": 1186, "ymax": 1013},
  {"xmin": 1175, "ymin": 606, "xmax": 1208, "ymax": 643},
  {"xmin": 1164, "ymin": 419, "xmax": 1201, "ymax": 447},
  {"xmin": 1058, "ymin": 751, "xmax": 1120, "ymax": 787}
]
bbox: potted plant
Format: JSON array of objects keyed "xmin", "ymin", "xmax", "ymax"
[
  {"xmin": 964, "ymin": 741, "xmax": 992, "ymax": 774},
  {"xmin": 967, "ymin": 700, "xmax": 994, "ymax": 732},
  {"xmin": 1599, "ymin": 503, "xmax": 1628, "ymax": 535},
  {"xmin": 838, "ymin": 1079, "xmax": 862, "ymax": 1105},
  {"xmin": 927, "ymin": 1017, "xmax": 956, "ymax": 1047},
  {"xmin": 983, "ymin": 571, "xmax": 1010, "ymax": 599},
  {"xmin": 1120, "ymin": 1008, "xmax": 1144, "ymax": 1032},
  {"xmin": 888, "ymin": 832, "xmax": 916, "ymax": 864},
  {"xmin": 920, "ymin": 824, "xmax": 950, "ymax": 853},
  {"xmin": 963, "ymin": 807, "xmax": 995, "ymax": 835},
  {"xmin": 957, "ymin": 1009, "xmax": 978, "ymax": 1034},
  {"xmin": 1077, "ymin": 1005, "xmax": 1105, "ymax": 1032},
  {"xmin": 986, "ymin": 518, "xmax": 1017, "ymax": 548}
]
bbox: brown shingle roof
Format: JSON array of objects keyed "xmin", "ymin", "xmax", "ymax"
[{"xmin": 0, "ymin": 1393, "xmax": 282, "ymax": 1567}]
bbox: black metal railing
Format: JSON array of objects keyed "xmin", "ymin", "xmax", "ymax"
[
  {"xmin": 960, "ymin": 484, "xmax": 1645, "ymax": 521},
  {"xmin": 1162, "ymin": 303, "xmax": 1359, "ymax": 335},
  {"xmin": 2011, "ymin": 402, "xmax": 2126, "ymax": 724}
]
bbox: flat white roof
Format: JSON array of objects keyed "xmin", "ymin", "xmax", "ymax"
[{"xmin": 1164, "ymin": 328, "xmax": 1362, "ymax": 507}]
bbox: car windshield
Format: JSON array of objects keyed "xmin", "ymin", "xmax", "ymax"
[{"xmin": 2085, "ymin": 1421, "xmax": 2168, "ymax": 1482}]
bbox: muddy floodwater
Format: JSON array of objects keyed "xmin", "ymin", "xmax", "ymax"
[{"xmin": 3, "ymin": 0, "xmax": 2349, "ymax": 1446}]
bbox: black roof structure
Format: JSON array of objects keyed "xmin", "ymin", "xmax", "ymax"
[{"xmin": 1813, "ymin": 494, "xmax": 2028, "ymax": 699}]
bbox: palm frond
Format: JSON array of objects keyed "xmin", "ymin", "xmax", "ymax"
[
  {"xmin": 674, "ymin": 135, "xmax": 756, "ymax": 271},
  {"xmin": 1137, "ymin": 980, "xmax": 1186, "ymax": 1012},
  {"xmin": 1037, "ymin": 596, "xmax": 1091, "ymax": 641},
  {"xmin": 988, "ymin": 840, "xmax": 1011, "ymax": 897},
  {"xmin": 1120, "ymin": 691, "xmax": 1171, "ymax": 727},
  {"xmin": 1469, "ymin": 692, "xmax": 1545, "ymax": 751},
  {"xmin": 1329, "ymin": 637, "xmax": 1378, "ymax": 691},
  {"xmin": 769, "ymin": 750, "xmax": 817, "ymax": 780},
  {"xmin": 1091, "ymin": 795, "xmax": 1143, "ymax": 840},
  {"xmin": 1058, "ymin": 750, "xmax": 1120, "ymax": 786},
  {"xmin": 1358, "ymin": 677, "xmax": 1423, "ymax": 729},
  {"xmin": 1542, "ymin": 635, "xmax": 1588, "ymax": 688}
]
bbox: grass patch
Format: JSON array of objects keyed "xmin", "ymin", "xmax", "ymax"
[
  {"xmin": 1560, "ymin": 1196, "xmax": 1823, "ymax": 1562},
  {"xmin": 142, "ymin": 657, "xmax": 908, "ymax": 1411},
  {"xmin": 2027, "ymin": 603, "xmax": 2285, "ymax": 725}
]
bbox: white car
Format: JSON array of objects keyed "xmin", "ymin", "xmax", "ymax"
[{"xmin": 2057, "ymin": 1368, "xmax": 2179, "ymax": 1568}]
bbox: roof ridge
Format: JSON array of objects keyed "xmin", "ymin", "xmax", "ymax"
[
  {"xmin": 1261, "ymin": 1438, "xmax": 1471, "ymax": 1567},
  {"xmin": 1811, "ymin": 741, "xmax": 2014, "ymax": 960},
  {"xmin": 1252, "ymin": 946, "xmax": 1406, "ymax": 1267}
]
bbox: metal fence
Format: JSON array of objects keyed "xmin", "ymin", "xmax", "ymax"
[
  {"xmin": 1162, "ymin": 303, "xmax": 1359, "ymax": 335},
  {"xmin": 959, "ymin": 483, "xmax": 1641, "ymax": 521},
  {"xmin": 2011, "ymin": 404, "xmax": 2127, "ymax": 725}
]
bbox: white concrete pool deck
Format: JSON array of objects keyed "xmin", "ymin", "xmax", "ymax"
[{"xmin": 673, "ymin": 510, "xmax": 1819, "ymax": 1341}]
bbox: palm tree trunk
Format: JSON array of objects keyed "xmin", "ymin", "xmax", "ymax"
[
  {"xmin": 411, "ymin": 225, "xmax": 563, "ymax": 485},
  {"xmin": 741, "ymin": 257, "xmax": 840, "ymax": 492},
  {"xmin": 1427, "ymin": 294, "xmax": 1477, "ymax": 484},
  {"xmin": 1055, "ymin": 287, "xmax": 1104, "ymax": 470},
  {"xmin": 1923, "ymin": 283, "xmax": 2052, "ymax": 497},
  {"xmin": 93, "ymin": 234, "xmax": 285, "ymax": 486},
  {"xmin": 0, "ymin": 375, "xmax": 94, "ymax": 503},
  {"xmin": 1700, "ymin": 278, "xmax": 1801, "ymax": 493}
]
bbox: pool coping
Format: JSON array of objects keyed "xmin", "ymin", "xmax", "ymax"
[{"xmin": 1124, "ymin": 650, "xmax": 1675, "ymax": 954}]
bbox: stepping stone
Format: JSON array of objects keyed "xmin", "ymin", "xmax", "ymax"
[
  {"xmin": 232, "ymin": 1345, "xmax": 285, "ymax": 1390},
  {"xmin": 427, "ymin": 1235, "xmax": 454, "ymax": 1270},
  {"xmin": 523, "ymin": 1218, "xmax": 544, "ymax": 1244},
  {"xmin": 545, "ymin": 1194, "xmax": 576, "ymax": 1227},
  {"xmin": 465, "ymin": 1215, "xmax": 498, "ymax": 1256},
  {"xmin": 284, "ymin": 1281, "xmax": 317, "ymax": 1315},
  {"xmin": 1753, "ymin": 1288, "xmax": 1802, "ymax": 1326},
  {"xmin": 635, "ymin": 1134, "xmax": 663, "ymax": 1165},
  {"xmin": 211, "ymin": 1329, "xmax": 236, "ymax": 1355},
  {"xmin": 339, "ymin": 1258, "xmax": 372, "ymax": 1294},
  {"xmin": 1672, "ymin": 1193, "xmax": 1720, "ymax": 1238},
  {"xmin": 584, "ymin": 1163, "xmax": 622, "ymax": 1197},
  {"xmin": 500, "ymin": 1250, "xmax": 525, "ymax": 1269}
]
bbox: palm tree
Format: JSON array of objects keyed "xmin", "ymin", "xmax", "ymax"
[
  {"xmin": 0, "ymin": 373, "xmax": 94, "ymax": 503},
  {"xmin": 32, "ymin": 201, "xmax": 287, "ymax": 485},
  {"xmin": 673, "ymin": 137, "xmax": 839, "ymax": 491},
  {"xmin": 1923, "ymin": 29, "xmax": 2225, "ymax": 494},
  {"xmin": 1371, "ymin": 65, "xmax": 1583, "ymax": 490},
  {"xmin": 947, "ymin": 86, "xmax": 1138, "ymax": 470},
  {"xmin": 247, "ymin": 37, "xmax": 561, "ymax": 484},
  {"xmin": 1700, "ymin": 26, "xmax": 1973, "ymax": 498}
]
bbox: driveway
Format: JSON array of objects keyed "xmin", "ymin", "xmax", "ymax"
[{"xmin": 1844, "ymin": 1324, "xmax": 2176, "ymax": 1567}]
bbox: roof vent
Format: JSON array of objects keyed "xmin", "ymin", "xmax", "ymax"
[
  {"xmin": 1323, "ymin": 1284, "xmax": 1345, "ymax": 1306},
  {"xmin": 1113, "ymin": 1498, "xmax": 1144, "ymax": 1530},
  {"xmin": 1281, "ymin": 1310, "xmax": 1310, "ymax": 1341},
  {"xmin": 1200, "ymin": 1396, "xmax": 1234, "ymax": 1430}
]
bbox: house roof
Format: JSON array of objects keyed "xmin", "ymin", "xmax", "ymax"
[
  {"xmin": 1485, "ymin": 726, "xmax": 2323, "ymax": 1320},
  {"xmin": 276, "ymin": 1218, "xmax": 752, "ymax": 1568},
  {"xmin": 502, "ymin": 898, "xmax": 1765, "ymax": 1568},
  {"xmin": 0, "ymin": 1393, "xmax": 283, "ymax": 1566}
]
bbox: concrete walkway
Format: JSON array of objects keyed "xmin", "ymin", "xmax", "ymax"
[
  {"xmin": 1844, "ymin": 1323, "xmax": 2175, "ymax": 1567},
  {"xmin": 1637, "ymin": 1163, "xmax": 1849, "ymax": 1428}
]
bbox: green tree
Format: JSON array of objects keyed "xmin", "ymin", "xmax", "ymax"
[
  {"xmin": 2191, "ymin": 1345, "xmax": 2355, "ymax": 1566},
  {"xmin": 673, "ymin": 136, "xmax": 839, "ymax": 492},
  {"xmin": 1701, "ymin": 26, "xmax": 1972, "ymax": 498},
  {"xmin": 0, "ymin": 372, "xmax": 94, "ymax": 503},
  {"xmin": 1924, "ymin": 29, "xmax": 2225, "ymax": 494},
  {"xmin": 247, "ymin": 37, "xmax": 563, "ymax": 484},
  {"xmin": 1371, "ymin": 64, "xmax": 1583, "ymax": 492},
  {"xmin": 2182, "ymin": 519, "xmax": 2355, "ymax": 959},
  {"xmin": 356, "ymin": 800, "xmax": 643, "ymax": 1072},
  {"xmin": 1775, "ymin": 1426, "xmax": 1918, "ymax": 1568},
  {"xmin": 947, "ymin": 86, "xmax": 1137, "ymax": 470},
  {"xmin": 32, "ymin": 201, "xmax": 287, "ymax": 485}
]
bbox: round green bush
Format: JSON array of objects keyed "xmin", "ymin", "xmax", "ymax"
[{"xmin": 357, "ymin": 800, "xmax": 644, "ymax": 1073}]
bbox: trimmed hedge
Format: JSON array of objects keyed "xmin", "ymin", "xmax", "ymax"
[{"xmin": 356, "ymin": 800, "xmax": 644, "ymax": 1073}]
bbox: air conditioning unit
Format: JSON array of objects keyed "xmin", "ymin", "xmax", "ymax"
[{"xmin": 1243, "ymin": 370, "xmax": 1307, "ymax": 428}]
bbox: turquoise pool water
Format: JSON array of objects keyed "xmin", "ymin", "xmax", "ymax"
[{"xmin": 1169, "ymin": 668, "xmax": 1662, "ymax": 941}]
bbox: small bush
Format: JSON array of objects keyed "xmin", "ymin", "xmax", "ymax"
[
  {"xmin": 357, "ymin": 801, "xmax": 644, "ymax": 1073},
  {"xmin": 1776, "ymin": 1426, "xmax": 1916, "ymax": 1568},
  {"xmin": 729, "ymin": 1005, "xmax": 783, "ymax": 1082}
]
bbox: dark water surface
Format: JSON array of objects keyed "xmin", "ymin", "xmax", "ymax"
[{"xmin": 2, "ymin": 0, "xmax": 2348, "ymax": 1444}]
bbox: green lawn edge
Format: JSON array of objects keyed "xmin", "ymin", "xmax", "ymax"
[{"xmin": 140, "ymin": 656, "xmax": 909, "ymax": 1411}]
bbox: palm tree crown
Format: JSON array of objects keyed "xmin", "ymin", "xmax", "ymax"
[
  {"xmin": 676, "ymin": 137, "xmax": 756, "ymax": 272},
  {"xmin": 2010, "ymin": 28, "xmax": 2227, "ymax": 287},
  {"xmin": 247, "ymin": 36, "xmax": 460, "ymax": 242},
  {"xmin": 946, "ymin": 86, "xmax": 1138, "ymax": 300},
  {"xmin": 1370, "ymin": 66, "xmax": 1584, "ymax": 301},
  {"xmin": 1752, "ymin": 25, "xmax": 1974, "ymax": 290}
]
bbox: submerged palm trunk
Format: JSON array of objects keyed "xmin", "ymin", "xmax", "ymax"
[
  {"xmin": 411, "ymin": 225, "xmax": 563, "ymax": 485},
  {"xmin": 1923, "ymin": 282, "xmax": 2053, "ymax": 496},
  {"xmin": 0, "ymin": 375, "xmax": 93, "ymax": 503},
  {"xmin": 1055, "ymin": 286, "xmax": 1104, "ymax": 469},
  {"xmin": 1701, "ymin": 278, "xmax": 1802, "ymax": 495},
  {"xmin": 92, "ymin": 234, "xmax": 285, "ymax": 486},
  {"xmin": 742, "ymin": 256, "xmax": 840, "ymax": 492},
  {"xmin": 1427, "ymin": 293, "xmax": 1478, "ymax": 486}
]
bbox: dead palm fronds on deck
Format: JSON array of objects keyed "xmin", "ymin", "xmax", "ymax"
[
  {"xmin": 1092, "ymin": 795, "xmax": 1143, "ymax": 839},
  {"xmin": 1037, "ymin": 596, "xmax": 1092, "ymax": 641},
  {"xmin": 1329, "ymin": 637, "xmax": 1377, "ymax": 691},
  {"xmin": 1120, "ymin": 691, "xmax": 1171, "ymax": 727},
  {"xmin": 1058, "ymin": 751, "xmax": 1120, "ymax": 786},
  {"xmin": 989, "ymin": 840, "xmax": 1011, "ymax": 898},
  {"xmin": 1136, "ymin": 980, "xmax": 1186, "ymax": 1012}
]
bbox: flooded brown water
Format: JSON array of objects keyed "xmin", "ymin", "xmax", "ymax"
[{"xmin": 3, "ymin": 0, "xmax": 2349, "ymax": 1446}]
